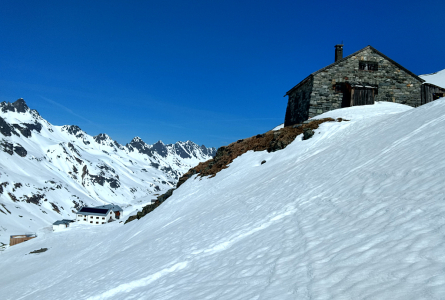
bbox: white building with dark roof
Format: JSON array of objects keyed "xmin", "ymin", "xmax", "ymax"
[{"xmin": 76, "ymin": 204, "xmax": 123, "ymax": 225}]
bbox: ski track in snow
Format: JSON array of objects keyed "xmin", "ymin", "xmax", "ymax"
[
  {"xmin": 92, "ymin": 204, "xmax": 301, "ymax": 299},
  {"xmin": 88, "ymin": 262, "xmax": 189, "ymax": 300}
]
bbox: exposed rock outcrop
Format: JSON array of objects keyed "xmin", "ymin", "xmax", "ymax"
[{"xmin": 124, "ymin": 189, "xmax": 175, "ymax": 224}]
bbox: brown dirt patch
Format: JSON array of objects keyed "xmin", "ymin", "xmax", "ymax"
[{"xmin": 177, "ymin": 118, "xmax": 346, "ymax": 187}]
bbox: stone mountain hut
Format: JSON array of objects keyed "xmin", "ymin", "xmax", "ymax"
[{"xmin": 284, "ymin": 45, "xmax": 445, "ymax": 126}]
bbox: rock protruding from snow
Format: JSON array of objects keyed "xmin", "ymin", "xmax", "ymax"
[
  {"xmin": 62, "ymin": 125, "xmax": 83, "ymax": 136},
  {"xmin": 1, "ymin": 98, "xmax": 29, "ymax": 113}
]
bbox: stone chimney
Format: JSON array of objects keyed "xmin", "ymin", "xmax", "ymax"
[{"xmin": 335, "ymin": 44, "xmax": 343, "ymax": 62}]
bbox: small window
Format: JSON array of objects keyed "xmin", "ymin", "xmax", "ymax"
[
  {"xmin": 333, "ymin": 83, "xmax": 344, "ymax": 93},
  {"xmin": 84, "ymin": 219, "xmax": 86, "ymax": 221},
  {"xmin": 90, "ymin": 221, "xmax": 93, "ymax": 223},
  {"xmin": 102, "ymin": 217, "xmax": 105, "ymax": 220},
  {"xmin": 102, "ymin": 222, "xmax": 105, "ymax": 224},
  {"xmin": 96, "ymin": 217, "xmax": 99, "ymax": 219},
  {"xmin": 96, "ymin": 222, "xmax": 99, "ymax": 224},
  {"xmin": 359, "ymin": 61, "xmax": 378, "ymax": 71}
]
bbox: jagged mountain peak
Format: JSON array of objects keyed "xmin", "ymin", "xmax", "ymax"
[
  {"xmin": 175, "ymin": 140, "xmax": 193, "ymax": 146},
  {"xmin": 152, "ymin": 140, "xmax": 168, "ymax": 157},
  {"xmin": 126, "ymin": 136, "xmax": 149, "ymax": 154},
  {"xmin": 0, "ymin": 98, "xmax": 29, "ymax": 113},
  {"xmin": 125, "ymin": 138, "xmax": 216, "ymax": 161},
  {"xmin": 61, "ymin": 125, "xmax": 84, "ymax": 136},
  {"xmin": 131, "ymin": 136, "xmax": 144, "ymax": 143},
  {"xmin": 169, "ymin": 140, "xmax": 217, "ymax": 159},
  {"xmin": 93, "ymin": 133, "xmax": 122, "ymax": 149},
  {"xmin": 94, "ymin": 133, "xmax": 110, "ymax": 141}
]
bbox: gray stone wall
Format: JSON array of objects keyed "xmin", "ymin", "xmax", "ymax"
[
  {"xmin": 284, "ymin": 77, "xmax": 313, "ymax": 126},
  {"xmin": 308, "ymin": 47, "xmax": 422, "ymax": 118}
]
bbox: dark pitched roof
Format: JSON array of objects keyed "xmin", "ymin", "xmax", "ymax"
[
  {"xmin": 78, "ymin": 207, "xmax": 109, "ymax": 216},
  {"xmin": 96, "ymin": 204, "xmax": 123, "ymax": 212},
  {"xmin": 285, "ymin": 45, "xmax": 425, "ymax": 95},
  {"xmin": 53, "ymin": 219, "xmax": 75, "ymax": 225}
]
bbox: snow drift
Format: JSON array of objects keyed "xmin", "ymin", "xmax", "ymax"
[{"xmin": 1, "ymin": 101, "xmax": 445, "ymax": 299}]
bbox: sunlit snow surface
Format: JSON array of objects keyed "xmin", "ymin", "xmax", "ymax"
[
  {"xmin": 2, "ymin": 101, "xmax": 445, "ymax": 299},
  {"xmin": 420, "ymin": 68, "xmax": 445, "ymax": 88}
]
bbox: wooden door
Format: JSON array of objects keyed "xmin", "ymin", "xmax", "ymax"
[
  {"xmin": 352, "ymin": 87, "xmax": 374, "ymax": 106},
  {"xmin": 341, "ymin": 83, "xmax": 352, "ymax": 108}
]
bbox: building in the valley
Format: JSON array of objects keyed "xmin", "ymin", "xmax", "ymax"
[
  {"xmin": 52, "ymin": 219, "xmax": 75, "ymax": 231},
  {"xmin": 76, "ymin": 204, "xmax": 123, "ymax": 225},
  {"xmin": 284, "ymin": 45, "xmax": 445, "ymax": 126},
  {"xmin": 10, "ymin": 233, "xmax": 37, "ymax": 246}
]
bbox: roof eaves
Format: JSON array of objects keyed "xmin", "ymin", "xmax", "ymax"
[
  {"xmin": 76, "ymin": 209, "xmax": 111, "ymax": 216},
  {"xmin": 53, "ymin": 220, "xmax": 72, "ymax": 225},
  {"xmin": 96, "ymin": 204, "xmax": 123, "ymax": 211},
  {"xmin": 285, "ymin": 75, "xmax": 313, "ymax": 96},
  {"xmin": 423, "ymin": 82, "xmax": 445, "ymax": 90}
]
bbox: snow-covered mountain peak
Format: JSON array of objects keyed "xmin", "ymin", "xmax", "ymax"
[
  {"xmin": 61, "ymin": 125, "xmax": 84, "ymax": 136},
  {"xmin": 126, "ymin": 136, "xmax": 150, "ymax": 154},
  {"xmin": 130, "ymin": 136, "xmax": 143, "ymax": 143},
  {"xmin": 152, "ymin": 140, "xmax": 168, "ymax": 157},
  {"xmin": 0, "ymin": 98, "xmax": 216, "ymax": 243},
  {"xmin": 93, "ymin": 133, "xmax": 123, "ymax": 150},
  {"xmin": 0, "ymin": 102, "xmax": 45, "ymax": 139}
]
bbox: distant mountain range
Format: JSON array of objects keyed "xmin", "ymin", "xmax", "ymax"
[{"xmin": 0, "ymin": 98, "xmax": 216, "ymax": 243}]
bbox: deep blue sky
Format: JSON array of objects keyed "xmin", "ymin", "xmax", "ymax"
[{"xmin": 1, "ymin": 0, "xmax": 444, "ymax": 148}]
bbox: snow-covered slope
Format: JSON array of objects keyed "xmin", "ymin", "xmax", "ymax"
[
  {"xmin": 2, "ymin": 101, "xmax": 445, "ymax": 299},
  {"xmin": 420, "ymin": 68, "xmax": 445, "ymax": 88},
  {"xmin": 0, "ymin": 99, "xmax": 216, "ymax": 244}
]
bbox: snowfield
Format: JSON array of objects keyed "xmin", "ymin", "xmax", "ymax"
[{"xmin": 1, "ymin": 101, "xmax": 445, "ymax": 299}]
